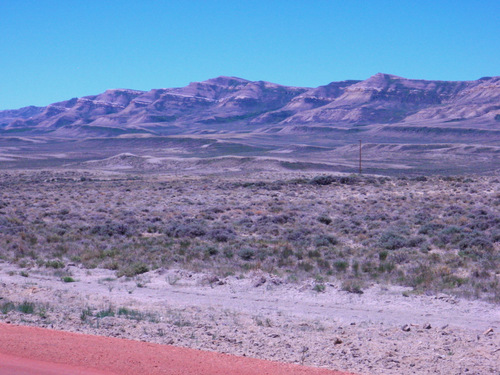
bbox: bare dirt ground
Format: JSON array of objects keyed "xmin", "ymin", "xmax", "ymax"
[
  {"xmin": 0, "ymin": 351, "xmax": 111, "ymax": 375},
  {"xmin": 0, "ymin": 263, "xmax": 498, "ymax": 375},
  {"xmin": 0, "ymin": 323, "xmax": 351, "ymax": 375}
]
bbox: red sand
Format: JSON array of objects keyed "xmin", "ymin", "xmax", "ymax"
[{"xmin": 0, "ymin": 324, "xmax": 356, "ymax": 375}]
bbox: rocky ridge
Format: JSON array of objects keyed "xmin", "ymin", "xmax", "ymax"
[{"xmin": 1, "ymin": 74, "xmax": 499, "ymax": 137}]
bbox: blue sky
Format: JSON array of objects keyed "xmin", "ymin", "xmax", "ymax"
[{"xmin": 1, "ymin": 0, "xmax": 499, "ymax": 110}]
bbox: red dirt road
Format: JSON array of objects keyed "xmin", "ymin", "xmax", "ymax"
[{"xmin": 0, "ymin": 324, "xmax": 356, "ymax": 375}]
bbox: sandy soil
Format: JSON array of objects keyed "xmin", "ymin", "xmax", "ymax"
[
  {"xmin": 1, "ymin": 262, "xmax": 499, "ymax": 374},
  {"xmin": 0, "ymin": 323, "xmax": 352, "ymax": 375}
]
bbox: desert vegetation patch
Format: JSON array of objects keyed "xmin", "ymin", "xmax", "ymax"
[{"xmin": 0, "ymin": 171, "xmax": 498, "ymax": 301}]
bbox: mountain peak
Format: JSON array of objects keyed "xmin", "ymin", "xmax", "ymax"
[
  {"xmin": 201, "ymin": 76, "xmax": 250, "ymax": 86},
  {"xmin": 353, "ymin": 73, "xmax": 413, "ymax": 90},
  {"xmin": 369, "ymin": 73, "xmax": 404, "ymax": 81}
]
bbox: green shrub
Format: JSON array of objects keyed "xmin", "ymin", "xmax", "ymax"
[
  {"xmin": 316, "ymin": 258, "xmax": 331, "ymax": 270},
  {"xmin": 413, "ymin": 176, "xmax": 428, "ymax": 182},
  {"xmin": 90, "ymin": 222, "xmax": 131, "ymax": 237},
  {"xmin": 458, "ymin": 236, "xmax": 494, "ymax": 259},
  {"xmin": 165, "ymin": 220, "xmax": 206, "ymax": 238},
  {"xmin": 407, "ymin": 264, "xmax": 435, "ymax": 288},
  {"xmin": 238, "ymin": 248, "xmax": 255, "ymax": 261},
  {"xmin": 378, "ymin": 262, "xmax": 395, "ymax": 273},
  {"xmin": 317, "ymin": 215, "xmax": 332, "ymax": 225},
  {"xmin": 339, "ymin": 176, "xmax": 358, "ymax": 185},
  {"xmin": 80, "ymin": 307, "xmax": 93, "ymax": 321},
  {"xmin": 117, "ymin": 262, "xmax": 149, "ymax": 277},
  {"xmin": 441, "ymin": 275, "xmax": 468, "ymax": 288},
  {"xmin": 204, "ymin": 246, "xmax": 219, "ymax": 257},
  {"xmin": 208, "ymin": 227, "xmax": 235, "ymax": 242},
  {"xmin": 280, "ymin": 247, "xmax": 293, "ymax": 259},
  {"xmin": 437, "ymin": 226, "xmax": 464, "ymax": 245},
  {"xmin": 1, "ymin": 302, "xmax": 15, "ymax": 314},
  {"xmin": 96, "ymin": 307, "xmax": 115, "ymax": 318},
  {"xmin": 333, "ymin": 260, "xmax": 349, "ymax": 272},
  {"xmin": 17, "ymin": 301, "xmax": 35, "ymax": 314},
  {"xmin": 314, "ymin": 235, "xmax": 338, "ymax": 247},
  {"xmin": 406, "ymin": 236, "xmax": 427, "ymax": 247},
  {"xmin": 379, "ymin": 231, "xmax": 406, "ymax": 250},
  {"xmin": 298, "ymin": 262, "xmax": 314, "ymax": 272},
  {"xmin": 309, "ymin": 175, "xmax": 335, "ymax": 186},
  {"xmin": 307, "ymin": 250, "xmax": 321, "ymax": 258},
  {"xmin": 118, "ymin": 307, "xmax": 143, "ymax": 321},
  {"xmin": 352, "ymin": 262, "xmax": 359, "ymax": 275},
  {"xmin": 313, "ymin": 283, "xmax": 326, "ymax": 293},
  {"xmin": 459, "ymin": 236, "xmax": 494, "ymax": 252},
  {"xmin": 46, "ymin": 260, "xmax": 65, "ymax": 269},
  {"xmin": 342, "ymin": 280, "xmax": 364, "ymax": 294}
]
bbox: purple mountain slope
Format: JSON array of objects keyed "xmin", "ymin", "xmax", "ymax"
[{"xmin": 1, "ymin": 74, "xmax": 499, "ymax": 137}]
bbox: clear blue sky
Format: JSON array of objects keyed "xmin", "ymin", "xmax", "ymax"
[{"xmin": 1, "ymin": 0, "xmax": 499, "ymax": 110}]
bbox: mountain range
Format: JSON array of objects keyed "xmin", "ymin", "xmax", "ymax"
[
  {"xmin": 1, "ymin": 73, "xmax": 499, "ymax": 137},
  {"xmin": 0, "ymin": 74, "xmax": 498, "ymax": 175}
]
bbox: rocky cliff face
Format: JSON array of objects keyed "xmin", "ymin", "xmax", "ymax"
[{"xmin": 1, "ymin": 74, "xmax": 499, "ymax": 137}]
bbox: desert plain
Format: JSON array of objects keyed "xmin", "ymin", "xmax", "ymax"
[{"xmin": 0, "ymin": 168, "xmax": 498, "ymax": 375}]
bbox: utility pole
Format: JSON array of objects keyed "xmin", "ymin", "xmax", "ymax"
[{"xmin": 359, "ymin": 140, "xmax": 362, "ymax": 175}]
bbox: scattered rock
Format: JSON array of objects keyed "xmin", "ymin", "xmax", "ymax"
[
  {"xmin": 402, "ymin": 324, "xmax": 411, "ymax": 332},
  {"xmin": 334, "ymin": 337, "xmax": 343, "ymax": 345},
  {"xmin": 201, "ymin": 275, "xmax": 224, "ymax": 286},
  {"xmin": 483, "ymin": 328, "xmax": 493, "ymax": 336},
  {"xmin": 269, "ymin": 276, "xmax": 283, "ymax": 285},
  {"xmin": 423, "ymin": 323, "xmax": 432, "ymax": 329},
  {"xmin": 253, "ymin": 276, "xmax": 266, "ymax": 288}
]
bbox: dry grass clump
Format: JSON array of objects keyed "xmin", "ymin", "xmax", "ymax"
[{"xmin": 0, "ymin": 171, "xmax": 498, "ymax": 301}]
